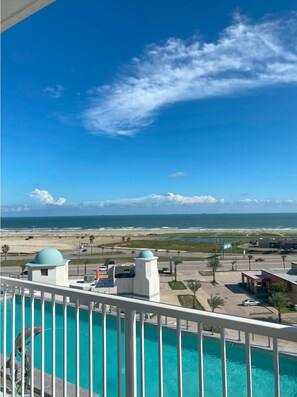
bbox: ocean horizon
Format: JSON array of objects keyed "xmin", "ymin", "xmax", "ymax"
[{"xmin": 2, "ymin": 213, "xmax": 297, "ymax": 231}]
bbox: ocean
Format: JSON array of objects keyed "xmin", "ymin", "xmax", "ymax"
[{"xmin": 1, "ymin": 213, "xmax": 297, "ymax": 231}]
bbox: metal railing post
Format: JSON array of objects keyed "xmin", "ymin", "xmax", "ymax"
[{"xmin": 124, "ymin": 308, "xmax": 137, "ymax": 397}]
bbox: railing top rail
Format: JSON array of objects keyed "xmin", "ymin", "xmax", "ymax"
[{"xmin": 1, "ymin": 276, "xmax": 297, "ymax": 342}]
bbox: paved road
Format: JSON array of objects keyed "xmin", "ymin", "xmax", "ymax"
[{"xmin": 2, "ymin": 253, "xmax": 296, "ymax": 279}]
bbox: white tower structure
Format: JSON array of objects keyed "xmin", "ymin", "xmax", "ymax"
[
  {"xmin": 26, "ymin": 247, "xmax": 69, "ymax": 287},
  {"xmin": 133, "ymin": 250, "xmax": 160, "ymax": 302}
]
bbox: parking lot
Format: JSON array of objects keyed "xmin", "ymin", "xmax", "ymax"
[{"xmin": 160, "ymin": 269, "xmax": 297, "ymax": 325}]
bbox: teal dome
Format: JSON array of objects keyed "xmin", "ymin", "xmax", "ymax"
[
  {"xmin": 34, "ymin": 247, "xmax": 65, "ymax": 265},
  {"xmin": 137, "ymin": 250, "xmax": 155, "ymax": 259}
]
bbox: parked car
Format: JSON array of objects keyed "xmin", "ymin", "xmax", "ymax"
[
  {"xmin": 20, "ymin": 270, "xmax": 28, "ymax": 276},
  {"xmin": 158, "ymin": 267, "xmax": 171, "ymax": 274},
  {"xmin": 255, "ymin": 258, "xmax": 265, "ymax": 262},
  {"xmin": 242, "ymin": 299, "xmax": 261, "ymax": 306},
  {"xmin": 98, "ymin": 266, "xmax": 107, "ymax": 271}
]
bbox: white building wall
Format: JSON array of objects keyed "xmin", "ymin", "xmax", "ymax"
[
  {"xmin": 29, "ymin": 264, "xmax": 68, "ymax": 286},
  {"xmin": 114, "ymin": 278, "xmax": 134, "ymax": 295},
  {"xmin": 133, "ymin": 258, "xmax": 160, "ymax": 301},
  {"xmin": 55, "ymin": 265, "xmax": 69, "ymax": 286}
]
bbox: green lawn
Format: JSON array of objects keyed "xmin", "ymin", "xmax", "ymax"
[
  {"xmin": 178, "ymin": 294, "xmax": 204, "ymax": 310},
  {"xmin": 169, "ymin": 281, "xmax": 187, "ymax": 290}
]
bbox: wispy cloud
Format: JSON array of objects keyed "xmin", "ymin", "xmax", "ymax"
[
  {"xmin": 169, "ymin": 171, "xmax": 186, "ymax": 178},
  {"xmin": 30, "ymin": 189, "xmax": 66, "ymax": 206},
  {"xmin": 1, "ymin": 204, "xmax": 30, "ymax": 213},
  {"xmin": 3, "ymin": 193, "xmax": 296, "ymax": 214},
  {"xmin": 82, "ymin": 13, "xmax": 297, "ymax": 136},
  {"xmin": 79, "ymin": 193, "xmax": 297, "ymax": 210},
  {"xmin": 83, "ymin": 192, "xmax": 224, "ymax": 208},
  {"xmin": 240, "ymin": 198, "xmax": 296, "ymax": 206},
  {"xmin": 43, "ymin": 84, "xmax": 65, "ymax": 98}
]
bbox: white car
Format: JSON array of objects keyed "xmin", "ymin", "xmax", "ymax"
[
  {"xmin": 98, "ymin": 266, "xmax": 107, "ymax": 271},
  {"xmin": 242, "ymin": 299, "xmax": 261, "ymax": 306}
]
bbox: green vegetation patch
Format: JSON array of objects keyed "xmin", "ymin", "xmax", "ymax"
[
  {"xmin": 0, "ymin": 259, "xmax": 28, "ymax": 267},
  {"xmin": 149, "ymin": 231, "xmax": 297, "ymax": 238},
  {"xmin": 178, "ymin": 294, "xmax": 204, "ymax": 310},
  {"xmin": 169, "ymin": 281, "xmax": 187, "ymax": 290},
  {"xmin": 116, "ymin": 239, "xmax": 217, "ymax": 253}
]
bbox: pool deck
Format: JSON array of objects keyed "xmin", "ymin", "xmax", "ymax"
[{"xmin": 0, "ymin": 355, "xmax": 99, "ymax": 397}]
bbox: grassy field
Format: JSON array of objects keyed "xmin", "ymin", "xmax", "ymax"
[
  {"xmin": 111, "ymin": 239, "xmax": 222, "ymax": 253},
  {"xmin": 149, "ymin": 231, "xmax": 297, "ymax": 238}
]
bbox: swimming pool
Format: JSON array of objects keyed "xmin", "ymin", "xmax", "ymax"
[{"xmin": 2, "ymin": 297, "xmax": 297, "ymax": 397}]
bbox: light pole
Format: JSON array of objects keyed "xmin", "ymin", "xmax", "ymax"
[{"xmin": 77, "ymin": 243, "xmax": 81, "ymax": 276}]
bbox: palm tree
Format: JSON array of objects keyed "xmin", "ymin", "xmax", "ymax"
[
  {"xmin": 2, "ymin": 244, "xmax": 10, "ymax": 264},
  {"xmin": 269, "ymin": 292, "xmax": 290, "ymax": 323},
  {"xmin": 174, "ymin": 259, "xmax": 183, "ymax": 283},
  {"xmin": 281, "ymin": 255, "xmax": 287, "ymax": 269},
  {"xmin": 207, "ymin": 294, "xmax": 225, "ymax": 334},
  {"xmin": 89, "ymin": 235, "xmax": 95, "ymax": 255},
  {"xmin": 187, "ymin": 280, "xmax": 202, "ymax": 309},
  {"xmin": 20, "ymin": 264, "xmax": 26, "ymax": 277},
  {"xmin": 207, "ymin": 294, "xmax": 225, "ymax": 312},
  {"xmin": 233, "ymin": 241, "xmax": 239, "ymax": 259},
  {"xmin": 104, "ymin": 258, "xmax": 110, "ymax": 266},
  {"xmin": 207, "ymin": 257, "xmax": 222, "ymax": 284},
  {"xmin": 247, "ymin": 255, "xmax": 253, "ymax": 271},
  {"xmin": 231, "ymin": 261, "xmax": 237, "ymax": 271}
]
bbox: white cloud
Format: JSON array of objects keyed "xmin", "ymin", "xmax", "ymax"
[
  {"xmin": 3, "ymin": 194, "xmax": 296, "ymax": 214},
  {"xmin": 240, "ymin": 198, "xmax": 259, "ymax": 204},
  {"xmin": 82, "ymin": 13, "xmax": 297, "ymax": 136},
  {"xmin": 79, "ymin": 193, "xmax": 297, "ymax": 210},
  {"xmin": 239, "ymin": 198, "xmax": 297, "ymax": 206},
  {"xmin": 84, "ymin": 192, "xmax": 224, "ymax": 208},
  {"xmin": 30, "ymin": 189, "xmax": 66, "ymax": 206},
  {"xmin": 169, "ymin": 172, "xmax": 186, "ymax": 178},
  {"xmin": 1, "ymin": 204, "xmax": 30, "ymax": 213},
  {"xmin": 43, "ymin": 84, "xmax": 65, "ymax": 98}
]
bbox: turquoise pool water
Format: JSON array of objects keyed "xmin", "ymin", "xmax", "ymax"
[{"xmin": 1, "ymin": 298, "xmax": 297, "ymax": 397}]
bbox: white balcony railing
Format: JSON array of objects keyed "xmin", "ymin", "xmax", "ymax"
[{"xmin": 1, "ymin": 276, "xmax": 296, "ymax": 397}]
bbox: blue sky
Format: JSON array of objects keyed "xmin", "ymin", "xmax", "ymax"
[{"xmin": 2, "ymin": 0, "xmax": 297, "ymax": 216}]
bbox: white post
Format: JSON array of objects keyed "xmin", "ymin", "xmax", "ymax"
[{"xmin": 125, "ymin": 309, "xmax": 137, "ymax": 397}]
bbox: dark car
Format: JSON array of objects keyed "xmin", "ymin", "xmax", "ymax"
[{"xmin": 255, "ymin": 258, "xmax": 265, "ymax": 262}]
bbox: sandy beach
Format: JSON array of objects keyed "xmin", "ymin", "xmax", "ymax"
[
  {"xmin": 1, "ymin": 228, "xmax": 297, "ymax": 255},
  {"xmin": 1, "ymin": 229, "xmax": 190, "ymax": 254},
  {"xmin": 0, "ymin": 230, "xmax": 146, "ymax": 254}
]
